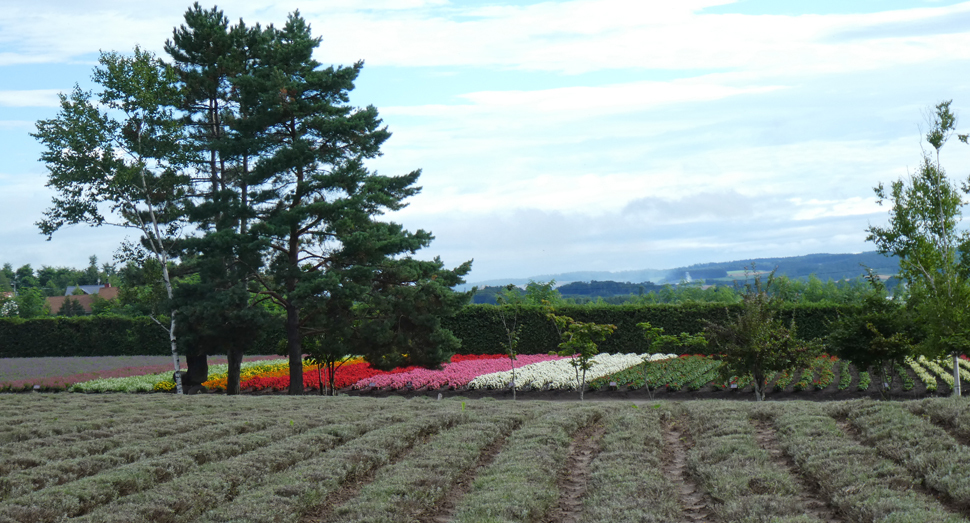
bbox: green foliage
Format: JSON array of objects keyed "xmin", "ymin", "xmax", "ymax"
[
  {"xmin": 57, "ymin": 297, "xmax": 87, "ymax": 317},
  {"xmin": 636, "ymin": 321, "xmax": 707, "ymax": 354},
  {"xmin": 444, "ymin": 303, "xmax": 842, "ymax": 356},
  {"xmin": 826, "ymin": 271, "xmax": 917, "ymax": 391},
  {"xmin": 14, "ymin": 288, "xmax": 49, "ymax": 319},
  {"xmin": 703, "ymin": 274, "xmax": 822, "ymax": 401},
  {"xmin": 867, "ymin": 100, "xmax": 970, "ymax": 395},
  {"xmin": 547, "ymin": 309, "xmax": 616, "ymax": 399},
  {"xmin": 0, "ymin": 316, "xmax": 281, "ymax": 358}
]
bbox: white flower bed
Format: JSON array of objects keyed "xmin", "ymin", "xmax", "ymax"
[
  {"xmin": 70, "ymin": 371, "xmax": 174, "ymax": 393},
  {"xmin": 467, "ymin": 352, "xmax": 676, "ymax": 390}
]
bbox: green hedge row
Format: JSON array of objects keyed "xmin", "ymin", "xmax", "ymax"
[
  {"xmin": 442, "ymin": 303, "xmax": 850, "ymax": 355},
  {"xmin": 0, "ymin": 316, "xmax": 283, "ymax": 358},
  {"xmin": 0, "ymin": 304, "xmax": 849, "ymax": 358}
]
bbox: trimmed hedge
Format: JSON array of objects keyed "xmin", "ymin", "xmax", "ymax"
[
  {"xmin": 0, "ymin": 316, "xmax": 283, "ymax": 358},
  {"xmin": 0, "ymin": 304, "xmax": 849, "ymax": 358},
  {"xmin": 442, "ymin": 303, "xmax": 850, "ymax": 356}
]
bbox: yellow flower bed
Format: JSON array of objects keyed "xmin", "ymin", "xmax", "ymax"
[{"xmin": 152, "ymin": 356, "xmax": 365, "ymax": 391}]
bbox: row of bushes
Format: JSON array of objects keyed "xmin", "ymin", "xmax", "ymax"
[
  {"xmin": 444, "ymin": 303, "xmax": 848, "ymax": 355},
  {"xmin": 0, "ymin": 304, "xmax": 849, "ymax": 358}
]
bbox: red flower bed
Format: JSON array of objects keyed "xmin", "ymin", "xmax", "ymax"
[{"xmin": 242, "ymin": 354, "xmax": 507, "ymax": 391}]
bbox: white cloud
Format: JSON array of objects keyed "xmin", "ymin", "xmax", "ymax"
[{"xmin": 0, "ymin": 90, "xmax": 63, "ymax": 107}]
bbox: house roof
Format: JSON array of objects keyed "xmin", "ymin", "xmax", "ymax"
[
  {"xmin": 65, "ymin": 285, "xmax": 105, "ymax": 296},
  {"xmin": 49, "ymin": 285, "xmax": 119, "ymax": 314}
]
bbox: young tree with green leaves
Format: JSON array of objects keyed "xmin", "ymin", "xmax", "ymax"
[
  {"xmin": 547, "ymin": 309, "xmax": 616, "ymax": 400},
  {"xmin": 33, "ymin": 48, "xmax": 189, "ymax": 394},
  {"xmin": 826, "ymin": 270, "xmax": 917, "ymax": 397},
  {"xmin": 867, "ymin": 100, "xmax": 969, "ymax": 396},
  {"xmin": 703, "ymin": 273, "xmax": 820, "ymax": 401},
  {"xmin": 495, "ymin": 285, "xmax": 523, "ymax": 399}
]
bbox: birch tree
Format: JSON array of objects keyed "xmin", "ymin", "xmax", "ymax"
[
  {"xmin": 867, "ymin": 100, "xmax": 970, "ymax": 396},
  {"xmin": 33, "ymin": 48, "xmax": 190, "ymax": 394}
]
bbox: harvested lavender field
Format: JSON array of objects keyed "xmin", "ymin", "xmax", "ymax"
[{"xmin": 1, "ymin": 394, "xmax": 969, "ymax": 523}]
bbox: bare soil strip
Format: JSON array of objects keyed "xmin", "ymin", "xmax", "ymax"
[
  {"xmin": 544, "ymin": 422, "xmax": 606, "ymax": 523},
  {"xmin": 752, "ymin": 420, "xmax": 844, "ymax": 523},
  {"xmin": 418, "ymin": 421, "xmax": 522, "ymax": 523},
  {"xmin": 834, "ymin": 417, "xmax": 970, "ymax": 521},
  {"xmin": 301, "ymin": 431, "xmax": 437, "ymax": 523},
  {"xmin": 663, "ymin": 417, "xmax": 717, "ymax": 523}
]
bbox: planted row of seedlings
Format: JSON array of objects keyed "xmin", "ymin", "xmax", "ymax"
[
  {"xmin": 579, "ymin": 405, "xmax": 681, "ymax": 522},
  {"xmin": 769, "ymin": 401, "xmax": 967, "ymax": 522},
  {"xmin": 6, "ymin": 394, "xmax": 970, "ymax": 523},
  {"xmin": 830, "ymin": 400, "xmax": 970, "ymax": 512},
  {"xmin": 681, "ymin": 402, "xmax": 826, "ymax": 522},
  {"xmin": 80, "ymin": 408, "xmax": 472, "ymax": 523}
]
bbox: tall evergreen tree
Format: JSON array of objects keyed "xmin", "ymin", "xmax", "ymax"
[
  {"xmin": 241, "ymin": 13, "xmax": 471, "ymax": 394},
  {"xmin": 165, "ymin": 4, "xmax": 269, "ymax": 393}
]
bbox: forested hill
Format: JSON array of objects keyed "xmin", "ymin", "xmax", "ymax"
[
  {"xmin": 466, "ymin": 251, "xmax": 898, "ymax": 289},
  {"xmin": 676, "ymin": 251, "xmax": 898, "ymax": 282}
]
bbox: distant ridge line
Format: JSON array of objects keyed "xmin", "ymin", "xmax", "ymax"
[{"xmin": 464, "ymin": 251, "xmax": 898, "ymax": 289}]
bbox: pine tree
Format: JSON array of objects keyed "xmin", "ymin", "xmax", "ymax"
[
  {"xmin": 242, "ymin": 13, "xmax": 471, "ymax": 394},
  {"xmin": 165, "ymin": 4, "xmax": 269, "ymax": 394}
]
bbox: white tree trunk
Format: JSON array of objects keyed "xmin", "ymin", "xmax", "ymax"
[{"xmin": 953, "ymin": 352, "xmax": 962, "ymax": 397}]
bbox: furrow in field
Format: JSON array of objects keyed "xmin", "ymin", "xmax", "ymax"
[
  {"xmin": 750, "ymin": 418, "xmax": 843, "ymax": 523},
  {"xmin": 772, "ymin": 402, "xmax": 966, "ymax": 522},
  {"xmin": 904, "ymin": 398, "xmax": 970, "ymax": 446},
  {"xmin": 663, "ymin": 414, "xmax": 718, "ymax": 523},
  {"xmin": 325, "ymin": 406, "xmax": 534, "ymax": 523},
  {"xmin": 191, "ymin": 402, "xmax": 475, "ymax": 523},
  {"xmin": 543, "ymin": 420, "xmax": 605, "ymax": 523},
  {"xmin": 578, "ymin": 404, "xmax": 680, "ymax": 523},
  {"xmin": 73, "ymin": 412, "xmax": 416, "ymax": 523},
  {"xmin": 830, "ymin": 400, "xmax": 970, "ymax": 516},
  {"xmin": 682, "ymin": 402, "xmax": 825, "ymax": 523},
  {"xmin": 0, "ymin": 414, "xmax": 349, "ymax": 522},
  {"xmin": 449, "ymin": 404, "xmax": 602, "ymax": 523},
  {"xmin": 0, "ymin": 413, "xmax": 237, "ymax": 476},
  {"xmin": 419, "ymin": 410, "xmax": 532, "ymax": 523}
]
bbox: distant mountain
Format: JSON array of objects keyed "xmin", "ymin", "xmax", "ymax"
[{"xmin": 461, "ymin": 251, "xmax": 898, "ymax": 290}]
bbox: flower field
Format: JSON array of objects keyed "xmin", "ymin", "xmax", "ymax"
[
  {"xmin": 1, "ymin": 394, "xmax": 970, "ymax": 522},
  {"xmin": 5, "ymin": 352, "xmax": 970, "ymax": 398}
]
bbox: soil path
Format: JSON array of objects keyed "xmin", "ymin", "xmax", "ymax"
[
  {"xmin": 418, "ymin": 421, "xmax": 522, "ymax": 523},
  {"xmin": 663, "ymin": 417, "xmax": 718, "ymax": 523},
  {"xmin": 751, "ymin": 420, "xmax": 844, "ymax": 523},
  {"xmin": 543, "ymin": 422, "xmax": 606, "ymax": 523}
]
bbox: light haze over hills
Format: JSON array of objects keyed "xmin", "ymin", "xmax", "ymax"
[{"xmin": 462, "ymin": 251, "xmax": 898, "ymax": 289}]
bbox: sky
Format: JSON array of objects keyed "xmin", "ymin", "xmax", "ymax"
[{"xmin": 1, "ymin": 0, "xmax": 970, "ymax": 284}]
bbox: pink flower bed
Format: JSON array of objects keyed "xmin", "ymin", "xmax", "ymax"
[{"xmin": 353, "ymin": 354, "xmax": 566, "ymax": 390}]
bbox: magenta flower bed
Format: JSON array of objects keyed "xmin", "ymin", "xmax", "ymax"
[{"xmin": 353, "ymin": 354, "xmax": 566, "ymax": 390}]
